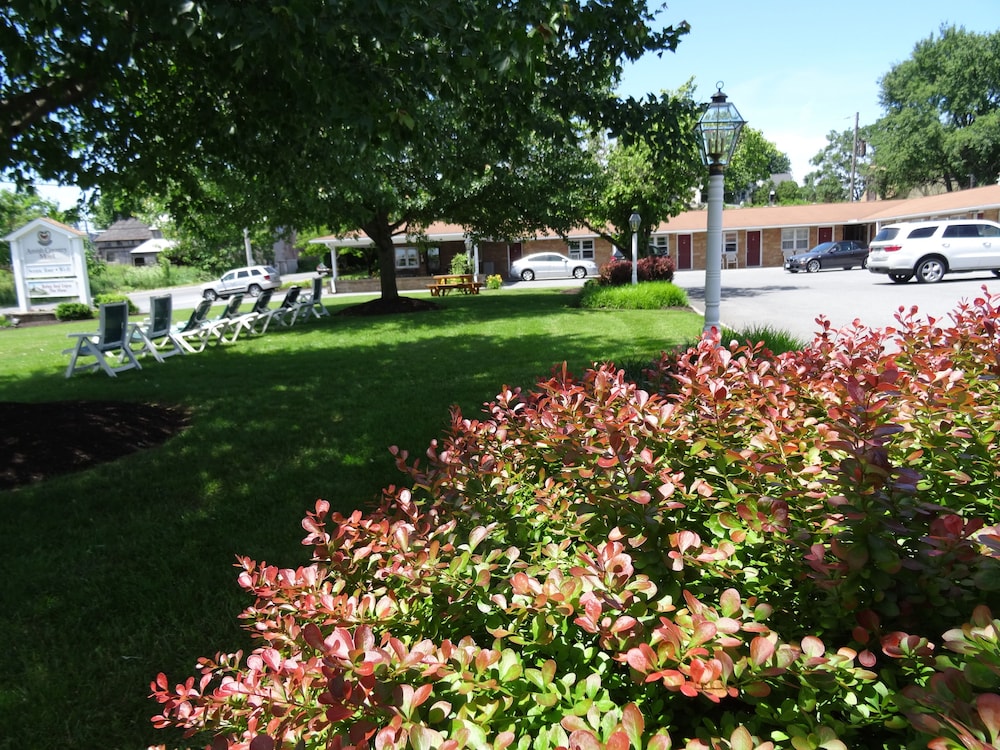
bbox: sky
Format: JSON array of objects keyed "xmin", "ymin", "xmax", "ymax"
[
  {"xmin": 616, "ymin": 0, "xmax": 999, "ymax": 181},
  {"xmin": 7, "ymin": 0, "xmax": 998, "ymax": 210}
]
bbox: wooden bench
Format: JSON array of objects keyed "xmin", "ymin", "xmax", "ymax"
[{"xmin": 427, "ymin": 274, "xmax": 484, "ymax": 296}]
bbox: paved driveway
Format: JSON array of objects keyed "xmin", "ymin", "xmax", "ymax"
[{"xmin": 673, "ymin": 266, "xmax": 1000, "ymax": 344}]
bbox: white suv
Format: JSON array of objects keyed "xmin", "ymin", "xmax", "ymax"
[
  {"xmin": 202, "ymin": 265, "xmax": 282, "ymax": 300},
  {"xmin": 867, "ymin": 219, "xmax": 1000, "ymax": 283}
]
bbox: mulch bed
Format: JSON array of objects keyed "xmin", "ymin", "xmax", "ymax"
[{"xmin": 0, "ymin": 401, "xmax": 191, "ymax": 491}]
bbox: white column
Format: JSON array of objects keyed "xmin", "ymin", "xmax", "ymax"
[{"xmin": 703, "ymin": 168, "xmax": 724, "ymax": 335}]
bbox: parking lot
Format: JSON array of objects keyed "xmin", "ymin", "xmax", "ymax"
[{"xmin": 673, "ymin": 266, "xmax": 1000, "ymax": 343}]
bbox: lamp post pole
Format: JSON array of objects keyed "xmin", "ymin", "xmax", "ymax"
[
  {"xmin": 703, "ymin": 165, "xmax": 724, "ymax": 334},
  {"xmin": 628, "ymin": 211, "xmax": 641, "ymax": 286},
  {"xmin": 695, "ymin": 83, "xmax": 745, "ymax": 337}
]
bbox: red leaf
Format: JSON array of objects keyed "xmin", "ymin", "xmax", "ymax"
[
  {"xmin": 249, "ymin": 736, "xmax": 275, "ymax": 750},
  {"xmin": 976, "ymin": 693, "xmax": 1000, "ymax": 741}
]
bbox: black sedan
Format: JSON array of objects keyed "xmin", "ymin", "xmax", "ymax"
[{"xmin": 784, "ymin": 241, "xmax": 869, "ymax": 273}]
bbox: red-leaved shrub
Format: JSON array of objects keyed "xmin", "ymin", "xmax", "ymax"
[
  {"xmin": 598, "ymin": 255, "xmax": 675, "ymax": 286},
  {"xmin": 151, "ymin": 289, "xmax": 1000, "ymax": 750}
]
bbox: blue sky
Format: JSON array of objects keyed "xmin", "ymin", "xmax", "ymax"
[{"xmin": 617, "ymin": 0, "xmax": 999, "ymax": 181}]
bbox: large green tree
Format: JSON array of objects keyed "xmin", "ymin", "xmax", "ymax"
[
  {"xmin": 2, "ymin": 0, "xmax": 694, "ymax": 305},
  {"xmin": 803, "ymin": 128, "xmax": 871, "ymax": 202},
  {"xmin": 723, "ymin": 127, "xmax": 790, "ymax": 204},
  {"xmin": 579, "ymin": 85, "xmax": 703, "ymax": 256},
  {"xmin": 870, "ymin": 25, "xmax": 1000, "ymax": 195}
]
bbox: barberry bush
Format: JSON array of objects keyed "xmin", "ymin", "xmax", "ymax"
[
  {"xmin": 598, "ymin": 255, "xmax": 675, "ymax": 286},
  {"xmin": 151, "ymin": 289, "xmax": 1000, "ymax": 750}
]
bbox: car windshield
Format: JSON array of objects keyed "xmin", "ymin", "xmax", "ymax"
[{"xmin": 810, "ymin": 243, "xmax": 836, "ymax": 254}]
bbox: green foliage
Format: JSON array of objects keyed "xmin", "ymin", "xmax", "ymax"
[
  {"xmin": 0, "ymin": 187, "xmax": 71, "ymax": 264},
  {"xmin": 724, "ymin": 127, "xmax": 791, "ymax": 204},
  {"xmin": 88, "ymin": 261, "xmax": 206, "ymax": 295},
  {"xmin": 449, "ymin": 252, "xmax": 472, "ymax": 275},
  {"xmin": 54, "ymin": 302, "xmax": 93, "ymax": 321},
  {"xmin": 870, "ymin": 26, "xmax": 1000, "ymax": 195},
  {"xmin": 803, "ymin": 128, "xmax": 870, "ymax": 202},
  {"xmin": 579, "ymin": 280, "xmax": 689, "ymax": 310},
  {"xmin": 486, "ymin": 274, "xmax": 503, "ymax": 290},
  {"xmin": 721, "ymin": 324, "xmax": 806, "ymax": 354},
  {"xmin": 93, "ymin": 293, "xmax": 138, "ymax": 315},
  {"xmin": 150, "ymin": 291, "xmax": 1000, "ymax": 750},
  {"xmin": 0, "ymin": 268, "xmax": 15, "ymax": 306}
]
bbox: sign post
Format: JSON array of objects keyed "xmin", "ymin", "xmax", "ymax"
[{"xmin": 4, "ymin": 217, "xmax": 92, "ymax": 313}]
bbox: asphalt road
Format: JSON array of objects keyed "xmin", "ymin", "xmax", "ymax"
[{"xmin": 672, "ymin": 265, "xmax": 1000, "ymax": 343}]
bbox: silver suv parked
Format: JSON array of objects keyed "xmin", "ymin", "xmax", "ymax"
[
  {"xmin": 867, "ymin": 219, "xmax": 1000, "ymax": 283},
  {"xmin": 202, "ymin": 265, "xmax": 282, "ymax": 300}
]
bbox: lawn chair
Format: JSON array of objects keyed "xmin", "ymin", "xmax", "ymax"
[
  {"xmin": 216, "ymin": 288, "xmax": 274, "ymax": 343},
  {"xmin": 255, "ymin": 285, "xmax": 302, "ymax": 331},
  {"xmin": 64, "ymin": 301, "xmax": 142, "ymax": 378},
  {"xmin": 202, "ymin": 294, "xmax": 245, "ymax": 342},
  {"xmin": 169, "ymin": 299, "xmax": 213, "ymax": 353},
  {"xmin": 130, "ymin": 294, "xmax": 183, "ymax": 362},
  {"xmin": 294, "ymin": 276, "xmax": 331, "ymax": 321}
]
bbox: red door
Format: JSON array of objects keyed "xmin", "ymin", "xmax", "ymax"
[
  {"xmin": 677, "ymin": 234, "xmax": 692, "ymax": 269},
  {"xmin": 818, "ymin": 227, "xmax": 833, "ymax": 244},
  {"xmin": 746, "ymin": 231, "xmax": 762, "ymax": 267}
]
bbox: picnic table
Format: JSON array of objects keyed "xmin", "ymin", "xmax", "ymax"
[{"xmin": 427, "ymin": 274, "xmax": 484, "ymax": 296}]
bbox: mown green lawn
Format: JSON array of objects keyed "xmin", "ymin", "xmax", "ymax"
[{"xmin": 0, "ymin": 288, "xmax": 703, "ymax": 750}]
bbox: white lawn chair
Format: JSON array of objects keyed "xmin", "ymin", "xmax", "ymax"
[
  {"xmin": 254, "ymin": 286, "xmax": 302, "ymax": 331},
  {"xmin": 169, "ymin": 299, "xmax": 213, "ymax": 353},
  {"xmin": 294, "ymin": 276, "xmax": 331, "ymax": 321},
  {"xmin": 130, "ymin": 294, "xmax": 183, "ymax": 362},
  {"xmin": 202, "ymin": 294, "xmax": 245, "ymax": 342},
  {"xmin": 64, "ymin": 301, "xmax": 142, "ymax": 378},
  {"xmin": 216, "ymin": 289, "xmax": 274, "ymax": 343}
]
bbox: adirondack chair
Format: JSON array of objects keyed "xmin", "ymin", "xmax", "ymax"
[
  {"xmin": 169, "ymin": 299, "xmax": 213, "ymax": 353},
  {"xmin": 64, "ymin": 301, "xmax": 142, "ymax": 378},
  {"xmin": 294, "ymin": 276, "xmax": 331, "ymax": 321},
  {"xmin": 216, "ymin": 288, "xmax": 274, "ymax": 343},
  {"xmin": 130, "ymin": 294, "xmax": 183, "ymax": 362},
  {"xmin": 255, "ymin": 285, "xmax": 302, "ymax": 331}
]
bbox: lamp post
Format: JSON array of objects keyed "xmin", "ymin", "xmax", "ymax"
[
  {"xmin": 695, "ymin": 82, "xmax": 745, "ymax": 335},
  {"xmin": 628, "ymin": 211, "xmax": 641, "ymax": 286}
]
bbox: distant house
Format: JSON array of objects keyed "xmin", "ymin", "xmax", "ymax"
[
  {"xmin": 93, "ymin": 218, "xmax": 164, "ymax": 265},
  {"xmin": 129, "ymin": 237, "xmax": 176, "ymax": 267},
  {"xmin": 311, "ymin": 184, "xmax": 1000, "ymax": 280}
]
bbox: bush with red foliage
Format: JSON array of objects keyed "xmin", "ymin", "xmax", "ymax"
[
  {"xmin": 599, "ymin": 255, "xmax": 675, "ymax": 286},
  {"xmin": 150, "ymin": 290, "xmax": 1000, "ymax": 750}
]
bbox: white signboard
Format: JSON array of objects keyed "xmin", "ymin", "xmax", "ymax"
[{"xmin": 4, "ymin": 218, "xmax": 92, "ymax": 312}]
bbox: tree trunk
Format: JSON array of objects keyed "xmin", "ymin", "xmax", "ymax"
[{"xmin": 363, "ymin": 216, "xmax": 400, "ymax": 302}]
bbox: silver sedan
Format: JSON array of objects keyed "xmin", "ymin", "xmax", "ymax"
[{"xmin": 509, "ymin": 252, "xmax": 599, "ymax": 281}]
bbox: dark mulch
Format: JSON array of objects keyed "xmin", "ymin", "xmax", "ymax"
[
  {"xmin": 336, "ymin": 296, "xmax": 441, "ymax": 316},
  {"xmin": 0, "ymin": 401, "xmax": 191, "ymax": 491}
]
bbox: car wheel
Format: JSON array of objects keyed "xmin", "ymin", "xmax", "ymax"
[
  {"xmin": 203, "ymin": 289, "xmax": 218, "ymax": 301},
  {"xmin": 806, "ymin": 259, "xmax": 821, "ymax": 273},
  {"xmin": 248, "ymin": 284, "xmax": 262, "ymax": 297},
  {"xmin": 520, "ymin": 269, "xmax": 535, "ymax": 281},
  {"xmin": 888, "ymin": 272, "xmax": 912, "ymax": 284},
  {"xmin": 862, "ymin": 257, "xmax": 869, "ymax": 269},
  {"xmin": 572, "ymin": 267, "xmax": 587, "ymax": 279},
  {"xmin": 915, "ymin": 257, "xmax": 946, "ymax": 283}
]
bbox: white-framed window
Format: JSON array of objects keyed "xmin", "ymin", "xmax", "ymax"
[
  {"xmin": 395, "ymin": 246, "xmax": 420, "ymax": 270},
  {"xmin": 724, "ymin": 232, "xmax": 738, "ymax": 255},
  {"xmin": 651, "ymin": 235, "xmax": 669, "ymax": 256},
  {"xmin": 781, "ymin": 228, "xmax": 809, "ymax": 254},
  {"xmin": 568, "ymin": 238, "xmax": 595, "ymax": 260}
]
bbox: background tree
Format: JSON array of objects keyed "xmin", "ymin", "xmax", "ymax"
[
  {"xmin": 0, "ymin": 188, "xmax": 72, "ymax": 265},
  {"xmin": 801, "ymin": 128, "xmax": 871, "ymax": 202},
  {"xmin": 580, "ymin": 85, "xmax": 702, "ymax": 256},
  {"xmin": 722, "ymin": 127, "xmax": 790, "ymax": 204},
  {"xmin": 869, "ymin": 25, "xmax": 1000, "ymax": 195}
]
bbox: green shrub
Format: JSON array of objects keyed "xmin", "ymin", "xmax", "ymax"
[
  {"xmin": 54, "ymin": 302, "xmax": 94, "ymax": 321},
  {"xmin": 722, "ymin": 324, "xmax": 806, "ymax": 354},
  {"xmin": 93, "ymin": 292, "xmax": 139, "ymax": 315},
  {"xmin": 486, "ymin": 274, "xmax": 503, "ymax": 290},
  {"xmin": 151, "ymin": 294, "xmax": 1000, "ymax": 750},
  {"xmin": 579, "ymin": 280, "xmax": 689, "ymax": 310},
  {"xmin": 450, "ymin": 253, "xmax": 472, "ymax": 275},
  {"xmin": 0, "ymin": 268, "xmax": 15, "ymax": 306}
]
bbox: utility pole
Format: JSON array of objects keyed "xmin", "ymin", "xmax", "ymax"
[{"xmin": 850, "ymin": 112, "xmax": 859, "ymax": 202}]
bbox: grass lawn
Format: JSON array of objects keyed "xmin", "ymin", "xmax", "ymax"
[{"xmin": 0, "ymin": 288, "xmax": 704, "ymax": 750}]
